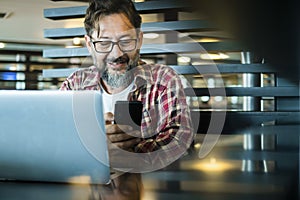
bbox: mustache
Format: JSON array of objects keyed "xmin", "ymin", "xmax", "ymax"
[{"xmin": 106, "ymin": 55, "xmax": 129, "ymax": 64}]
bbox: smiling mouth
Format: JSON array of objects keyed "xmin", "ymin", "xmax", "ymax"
[
  {"xmin": 108, "ymin": 61, "xmax": 127, "ymax": 70},
  {"xmin": 109, "ymin": 55, "xmax": 129, "ymax": 64},
  {"xmin": 107, "ymin": 56, "xmax": 129, "ymax": 70},
  {"xmin": 109, "ymin": 60, "xmax": 127, "ymax": 65}
]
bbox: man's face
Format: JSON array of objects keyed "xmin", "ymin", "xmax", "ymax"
[{"xmin": 85, "ymin": 13, "xmax": 143, "ymax": 88}]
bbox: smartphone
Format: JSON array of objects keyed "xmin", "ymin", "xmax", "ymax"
[{"xmin": 114, "ymin": 101, "xmax": 143, "ymax": 130}]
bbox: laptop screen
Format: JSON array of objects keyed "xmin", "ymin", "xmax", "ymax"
[{"xmin": 0, "ymin": 90, "xmax": 110, "ymax": 184}]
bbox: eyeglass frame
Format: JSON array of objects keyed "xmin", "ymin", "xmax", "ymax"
[{"xmin": 89, "ymin": 37, "xmax": 138, "ymax": 53}]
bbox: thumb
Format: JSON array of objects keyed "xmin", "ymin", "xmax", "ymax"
[{"xmin": 104, "ymin": 112, "xmax": 114, "ymax": 124}]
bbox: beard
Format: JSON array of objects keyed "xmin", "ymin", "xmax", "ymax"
[
  {"xmin": 101, "ymin": 52, "xmax": 140, "ymax": 88},
  {"xmin": 102, "ymin": 69, "xmax": 133, "ymax": 88}
]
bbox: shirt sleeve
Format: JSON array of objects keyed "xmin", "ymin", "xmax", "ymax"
[
  {"xmin": 60, "ymin": 78, "xmax": 73, "ymax": 90},
  {"xmin": 59, "ymin": 71, "xmax": 80, "ymax": 90}
]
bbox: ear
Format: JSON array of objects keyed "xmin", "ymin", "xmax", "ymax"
[
  {"xmin": 137, "ymin": 31, "xmax": 143, "ymax": 50},
  {"xmin": 84, "ymin": 35, "xmax": 93, "ymax": 54}
]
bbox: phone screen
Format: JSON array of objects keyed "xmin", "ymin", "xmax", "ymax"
[{"xmin": 114, "ymin": 101, "xmax": 143, "ymax": 130}]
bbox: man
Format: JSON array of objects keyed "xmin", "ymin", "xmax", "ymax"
[{"xmin": 60, "ymin": 0, "xmax": 194, "ymax": 170}]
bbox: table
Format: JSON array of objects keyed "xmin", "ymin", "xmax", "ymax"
[{"xmin": 0, "ymin": 132, "xmax": 299, "ymax": 200}]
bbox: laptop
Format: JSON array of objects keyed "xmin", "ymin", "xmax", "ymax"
[{"xmin": 0, "ymin": 90, "xmax": 110, "ymax": 184}]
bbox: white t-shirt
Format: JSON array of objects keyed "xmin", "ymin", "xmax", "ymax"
[{"xmin": 101, "ymin": 81, "xmax": 134, "ymax": 114}]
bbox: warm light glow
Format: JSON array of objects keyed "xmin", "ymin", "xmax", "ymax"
[
  {"xmin": 73, "ymin": 37, "xmax": 82, "ymax": 45},
  {"xmin": 200, "ymin": 53, "xmax": 229, "ymax": 60},
  {"xmin": 143, "ymin": 33, "xmax": 159, "ymax": 39},
  {"xmin": 194, "ymin": 143, "xmax": 201, "ymax": 148},
  {"xmin": 182, "ymin": 158, "xmax": 238, "ymax": 172},
  {"xmin": 198, "ymin": 158, "xmax": 233, "ymax": 172},
  {"xmin": 198, "ymin": 37, "xmax": 220, "ymax": 43},
  {"xmin": 0, "ymin": 42, "xmax": 5, "ymax": 48},
  {"xmin": 68, "ymin": 175, "xmax": 91, "ymax": 184},
  {"xmin": 177, "ymin": 56, "xmax": 191, "ymax": 63},
  {"xmin": 210, "ymin": 157, "xmax": 217, "ymax": 164},
  {"xmin": 9, "ymin": 66, "xmax": 17, "ymax": 71},
  {"xmin": 65, "ymin": 45, "xmax": 80, "ymax": 48}
]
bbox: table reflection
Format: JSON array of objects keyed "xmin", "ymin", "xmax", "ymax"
[
  {"xmin": 0, "ymin": 173, "xmax": 143, "ymax": 200},
  {"xmin": 0, "ymin": 131, "xmax": 298, "ymax": 200},
  {"xmin": 89, "ymin": 173, "xmax": 143, "ymax": 200}
]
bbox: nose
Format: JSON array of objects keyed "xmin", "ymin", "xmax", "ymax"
[{"xmin": 109, "ymin": 43, "xmax": 124, "ymax": 58}]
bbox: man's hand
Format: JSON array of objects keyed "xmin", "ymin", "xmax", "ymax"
[{"xmin": 105, "ymin": 112, "xmax": 141, "ymax": 151}]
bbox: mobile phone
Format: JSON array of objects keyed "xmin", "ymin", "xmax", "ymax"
[{"xmin": 114, "ymin": 101, "xmax": 143, "ymax": 130}]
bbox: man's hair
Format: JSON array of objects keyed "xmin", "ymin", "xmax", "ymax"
[{"xmin": 84, "ymin": 0, "xmax": 142, "ymax": 36}]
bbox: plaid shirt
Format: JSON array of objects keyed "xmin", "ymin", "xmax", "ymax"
[{"xmin": 60, "ymin": 64, "xmax": 194, "ymax": 162}]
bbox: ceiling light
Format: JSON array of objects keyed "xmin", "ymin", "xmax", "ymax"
[
  {"xmin": 214, "ymin": 96, "xmax": 224, "ymax": 102},
  {"xmin": 73, "ymin": 37, "xmax": 82, "ymax": 45},
  {"xmin": 200, "ymin": 53, "xmax": 229, "ymax": 60},
  {"xmin": 200, "ymin": 96, "xmax": 210, "ymax": 102},
  {"xmin": 143, "ymin": 33, "xmax": 159, "ymax": 39},
  {"xmin": 65, "ymin": 45, "xmax": 78, "ymax": 48},
  {"xmin": 191, "ymin": 62, "xmax": 202, "ymax": 65},
  {"xmin": 0, "ymin": 42, "xmax": 5, "ymax": 48},
  {"xmin": 177, "ymin": 56, "xmax": 191, "ymax": 63}
]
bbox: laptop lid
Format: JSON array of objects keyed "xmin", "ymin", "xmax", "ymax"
[{"xmin": 0, "ymin": 90, "xmax": 110, "ymax": 184}]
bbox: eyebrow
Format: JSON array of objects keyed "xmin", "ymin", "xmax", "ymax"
[{"xmin": 97, "ymin": 34, "xmax": 134, "ymax": 41}]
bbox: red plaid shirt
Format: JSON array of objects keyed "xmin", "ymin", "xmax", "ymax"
[{"xmin": 60, "ymin": 64, "xmax": 194, "ymax": 159}]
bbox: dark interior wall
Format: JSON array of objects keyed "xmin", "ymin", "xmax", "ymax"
[{"xmin": 191, "ymin": 0, "xmax": 300, "ymax": 84}]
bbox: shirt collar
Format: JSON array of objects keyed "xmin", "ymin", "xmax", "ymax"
[{"xmin": 131, "ymin": 64, "xmax": 155, "ymax": 92}]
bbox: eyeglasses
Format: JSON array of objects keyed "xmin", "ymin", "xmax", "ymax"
[{"xmin": 91, "ymin": 39, "xmax": 138, "ymax": 53}]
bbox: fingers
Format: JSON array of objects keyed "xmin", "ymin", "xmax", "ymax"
[
  {"xmin": 104, "ymin": 112, "xmax": 114, "ymax": 124},
  {"xmin": 106, "ymin": 127, "xmax": 142, "ymax": 151},
  {"xmin": 109, "ymin": 137, "xmax": 141, "ymax": 151},
  {"xmin": 104, "ymin": 112, "xmax": 142, "ymax": 151},
  {"xmin": 107, "ymin": 129, "xmax": 141, "ymax": 143},
  {"xmin": 108, "ymin": 131, "xmax": 136, "ymax": 143},
  {"xmin": 106, "ymin": 124, "xmax": 133, "ymax": 134}
]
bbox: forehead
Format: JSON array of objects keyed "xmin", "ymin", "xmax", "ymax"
[{"xmin": 94, "ymin": 13, "xmax": 137, "ymax": 38}]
